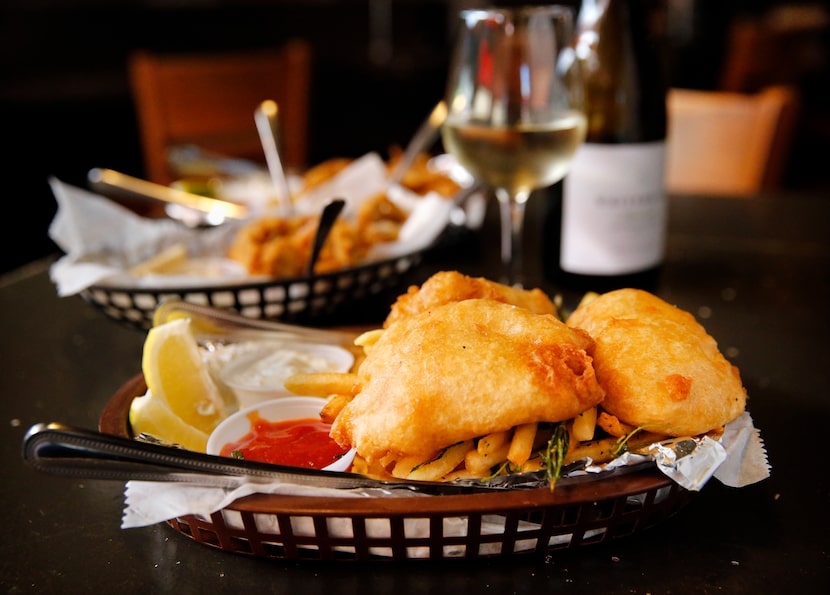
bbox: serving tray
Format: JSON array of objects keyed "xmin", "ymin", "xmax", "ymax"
[{"xmin": 100, "ymin": 374, "xmax": 694, "ymax": 561}]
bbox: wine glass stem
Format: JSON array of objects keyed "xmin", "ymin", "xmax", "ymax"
[{"xmin": 495, "ymin": 188, "xmax": 530, "ymax": 287}]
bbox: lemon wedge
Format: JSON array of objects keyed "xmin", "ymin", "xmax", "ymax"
[
  {"xmin": 128, "ymin": 393, "xmax": 209, "ymax": 452},
  {"xmin": 140, "ymin": 317, "xmax": 227, "ymax": 436},
  {"xmin": 128, "ymin": 243, "xmax": 188, "ymax": 276}
]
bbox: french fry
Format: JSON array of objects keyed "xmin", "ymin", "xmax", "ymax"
[
  {"xmin": 465, "ymin": 443, "xmax": 510, "ymax": 476},
  {"xmin": 565, "ymin": 431, "xmax": 667, "ymax": 465},
  {"xmin": 391, "ymin": 454, "xmax": 426, "ymax": 479},
  {"xmin": 622, "ymin": 431, "xmax": 671, "ymax": 454},
  {"xmin": 597, "ymin": 411, "xmax": 636, "ymax": 438},
  {"xmin": 520, "ymin": 456, "xmax": 546, "ymax": 473},
  {"xmin": 350, "ymin": 455, "xmax": 370, "ymax": 475},
  {"xmin": 463, "ymin": 450, "xmax": 491, "ymax": 477},
  {"xmin": 442, "ymin": 468, "xmax": 485, "ymax": 482},
  {"xmin": 395, "ymin": 440, "xmax": 473, "ymax": 481},
  {"xmin": 320, "ymin": 394, "xmax": 352, "ymax": 423},
  {"xmin": 571, "ymin": 407, "xmax": 597, "ymax": 441},
  {"xmin": 507, "ymin": 422, "xmax": 537, "ymax": 466},
  {"xmin": 575, "ymin": 291, "xmax": 600, "ymax": 309},
  {"xmin": 284, "ymin": 372, "xmax": 360, "ymax": 397},
  {"xmin": 350, "ymin": 453, "xmax": 390, "ymax": 478},
  {"xmin": 477, "ymin": 430, "xmax": 510, "ymax": 456},
  {"xmin": 354, "ymin": 328, "xmax": 384, "ymax": 348},
  {"xmin": 564, "ymin": 436, "xmax": 620, "ymax": 465},
  {"xmin": 380, "ymin": 451, "xmax": 398, "ymax": 470}
]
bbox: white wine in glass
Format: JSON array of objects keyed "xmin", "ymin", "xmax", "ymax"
[{"xmin": 442, "ymin": 6, "xmax": 586, "ymax": 286}]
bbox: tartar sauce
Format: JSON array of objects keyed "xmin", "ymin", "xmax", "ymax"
[{"xmin": 226, "ymin": 347, "xmax": 344, "ymax": 389}]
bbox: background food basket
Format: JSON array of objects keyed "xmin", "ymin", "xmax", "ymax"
[
  {"xmin": 100, "ymin": 375, "xmax": 695, "ymax": 561},
  {"xmin": 81, "ymin": 251, "xmax": 424, "ymax": 331}
]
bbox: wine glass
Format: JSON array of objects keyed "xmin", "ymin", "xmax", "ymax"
[{"xmin": 441, "ymin": 5, "xmax": 586, "ymax": 287}]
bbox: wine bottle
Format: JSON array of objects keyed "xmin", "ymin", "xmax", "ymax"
[{"xmin": 543, "ymin": 0, "xmax": 668, "ymax": 293}]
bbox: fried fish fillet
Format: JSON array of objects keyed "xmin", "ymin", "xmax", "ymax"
[
  {"xmin": 383, "ymin": 270, "xmax": 557, "ymax": 327},
  {"xmin": 330, "ymin": 298, "xmax": 604, "ymax": 463},
  {"xmin": 567, "ymin": 288, "xmax": 746, "ymax": 436}
]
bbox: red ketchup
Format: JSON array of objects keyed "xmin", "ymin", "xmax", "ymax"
[{"xmin": 219, "ymin": 411, "xmax": 350, "ymax": 470}]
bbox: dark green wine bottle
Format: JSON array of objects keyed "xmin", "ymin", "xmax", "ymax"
[{"xmin": 544, "ymin": 0, "xmax": 669, "ymax": 293}]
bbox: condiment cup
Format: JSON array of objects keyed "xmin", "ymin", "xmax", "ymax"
[
  {"xmin": 206, "ymin": 396, "xmax": 356, "ymax": 472},
  {"xmin": 219, "ymin": 342, "xmax": 354, "ymax": 409}
]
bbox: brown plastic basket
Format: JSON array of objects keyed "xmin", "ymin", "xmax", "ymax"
[{"xmin": 100, "ymin": 374, "xmax": 694, "ymax": 561}]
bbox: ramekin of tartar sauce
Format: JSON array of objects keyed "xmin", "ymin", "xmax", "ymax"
[{"xmin": 219, "ymin": 342, "xmax": 354, "ymax": 409}]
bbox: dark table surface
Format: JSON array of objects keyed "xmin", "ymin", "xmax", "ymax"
[{"xmin": 2, "ymin": 191, "xmax": 828, "ymax": 593}]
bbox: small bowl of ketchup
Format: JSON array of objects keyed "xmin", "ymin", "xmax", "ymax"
[{"xmin": 206, "ymin": 396, "xmax": 355, "ymax": 472}]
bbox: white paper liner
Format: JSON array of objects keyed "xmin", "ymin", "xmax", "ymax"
[
  {"xmin": 47, "ymin": 152, "xmax": 473, "ymax": 297},
  {"xmin": 121, "ymin": 412, "xmax": 769, "ymax": 557}
]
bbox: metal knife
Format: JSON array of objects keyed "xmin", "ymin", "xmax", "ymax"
[
  {"xmin": 87, "ymin": 167, "xmax": 248, "ymax": 221},
  {"xmin": 22, "ymin": 422, "xmax": 518, "ymax": 495}
]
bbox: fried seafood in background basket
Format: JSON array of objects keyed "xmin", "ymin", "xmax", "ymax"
[
  {"xmin": 296, "ymin": 157, "xmax": 353, "ymax": 196},
  {"xmin": 228, "ymin": 215, "xmax": 362, "ymax": 276},
  {"xmin": 385, "ymin": 146, "xmax": 463, "ymax": 198},
  {"xmin": 227, "ymin": 153, "xmax": 458, "ymax": 278},
  {"xmin": 296, "ymin": 151, "xmax": 461, "ymax": 201},
  {"xmin": 566, "ymin": 288, "xmax": 747, "ymax": 437},
  {"xmin": 329, "ymin": 298, "xmax": 604, "ymax": 465},
  {"xmin": 227, "ymin": 193, "xmax": 411, "ymax": 277}
]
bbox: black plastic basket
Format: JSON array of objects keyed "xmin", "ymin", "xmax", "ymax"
[{"xmin": 81, "ymin": 252, "xmax": 424, "ymax": 331}]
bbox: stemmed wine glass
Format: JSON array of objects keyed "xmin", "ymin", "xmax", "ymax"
[{"xmin": 441, "ymin": 5, "xmax": 586, "ymax": 287}]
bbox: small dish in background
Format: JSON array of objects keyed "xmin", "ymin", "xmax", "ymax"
[
  {"xmin": 206, "ymin": 396, "xmax": 356, "ymax": 472},
  {"xmin": 219, "ymin": 343, "xmax": 354, "ymax": 409}
]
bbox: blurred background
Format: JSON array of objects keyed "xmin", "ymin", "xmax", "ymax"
[{"xmin": 2, "ymin": 0, "xmax": 828, "ymax": 275}]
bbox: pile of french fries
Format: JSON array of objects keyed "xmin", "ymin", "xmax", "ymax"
[{"xmin": 284, "ymin": 329, "xmax": 671, "ymax": 484}]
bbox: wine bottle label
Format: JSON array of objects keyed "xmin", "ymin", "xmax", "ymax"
[{"xmin": 560, "ymin": 142, "xmax": 667, "ymax": 275}]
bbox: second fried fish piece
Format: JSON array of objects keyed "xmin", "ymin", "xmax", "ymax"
[
  {"xmin": 567, "ymin": 288, "xmax": 747, "ymax": 437},
  {"xmin": 384, "ymin": 270, "xmax": 558, "ymax": 327}
]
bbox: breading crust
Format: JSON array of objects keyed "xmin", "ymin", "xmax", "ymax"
[
  {"xmin": 384, "ymin": 270, "xmax": 557, "ymax": 327},
  {"xmin": 330, "ymin": 299, "xmax": 604, "ymax": 462},
  {"xmin": 567, "ymin": 289, "xmax": 746, "ymax": 436}
]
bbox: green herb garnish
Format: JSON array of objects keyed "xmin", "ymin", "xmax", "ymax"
[
  {"xmin": 613, "ymin": 425, "xmax": 648, "ymax": 457},
  {"xmin": 483, "ymin": 459, "xmax": 521, "ymax": 481},
  {"xmin": 541, "ymin": 422, "xmax": 570, "ymax": 491}
]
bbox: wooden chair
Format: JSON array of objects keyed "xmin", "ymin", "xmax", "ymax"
[
  {"xmin": 665, "ymin": 85, "xmax": 800, "ymax": 197},
  {"xmin": 719, "ymin": 9, "xmax": 829, "ymax": 93},
  {"xmin": 128, "ymin": 40, "xmax": 311, "ymax": 186}
]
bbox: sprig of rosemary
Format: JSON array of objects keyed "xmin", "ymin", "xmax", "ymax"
[
  {"xmin": 541, "ymin": 422, "xmax": 570, "ymax": 491},
  {"xmin": 614, "ymin": 425, "xmax": 648, "ymax": 457},
  {"xmin": 484, "ymin": 459, "xmax": 521, "ymax": 481}
]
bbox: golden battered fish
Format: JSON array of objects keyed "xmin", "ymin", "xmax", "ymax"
[
  {"xmin": 383, "ymin": 270, "xmax": 557, "ymax": 327},
  {"xmin": 330, "ymin": 298, "xmax": 604, "ymax": 463},
  {"xmin": 566, "ymin": 288, "xmax": 747, "ymax": 436}
]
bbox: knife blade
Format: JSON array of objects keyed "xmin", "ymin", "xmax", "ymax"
[{"xmin": 88, "ymin": 167, "xmax": 248, "ymax": 221}]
